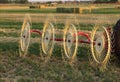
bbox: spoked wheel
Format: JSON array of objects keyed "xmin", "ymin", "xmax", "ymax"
[
  {"xmin": 19, "ymin": 14, "xmax": 31, "ymax": 57},
  {"xmin": 41, "ymin": 22, "xmax": 55, "ymax": 62},
  {"xmin": 63, "ymin": 24, "xmax": 78, "ymax": 64},
  {"xmin": 91, "ymin": 26, "xmax": 111, "ymax": 68}
]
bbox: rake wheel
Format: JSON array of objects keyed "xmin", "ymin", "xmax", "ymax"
[
  {"xmin": 91, "ymin": 26, "xmax": 111, "ymax": 68},
  {"xmin": 41, "ymin": 22, "xmax": 55, "ymax": 62},
  {"xmin": 63, "ymin": 24, "xmax": 78, "ymax": 64},
  {"xmin": 19, "ymin": 14, "xmax": 31, "ymax": 57}
]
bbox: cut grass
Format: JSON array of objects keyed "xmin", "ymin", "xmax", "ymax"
[
  {"xmin": 0, "ymin": 42, "xmax": 41, "ymax": 56},
  {"xmin": 0, "ymin": 20, "xmax": 114, "ymax": 31},
  {"xmin": 0, "ymin": 31, "xmax": 41, "ymax": 38},
  {"xmin": 0, "ymin": 21, "xmax": 43, "ymax": 30},
  {"xmin": 0, "ymin": 39, "xmax": 119, "ymax": 81},
  {"xmin": 0, "ymin": 32, "xmax": 19, "ymax": 37},
  {"xmin": 0, "ymin": 21, "xmax": 22, "ymax": 29},
  {"xmin": 0, "ymin": 47, "xmax": 119, "ymax": 81}
]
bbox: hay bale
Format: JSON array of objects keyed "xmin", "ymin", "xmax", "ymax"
[
  {"xmin": 29, "ymin": 5, "xmax": 36, "ymax": 8},
  {"xmin": 115, "ymin": 6, "xmax": 120, "ymax": 9},
  {"xmin": 39, "ymin": 5, "xmax": 46, "ymax": 9}
]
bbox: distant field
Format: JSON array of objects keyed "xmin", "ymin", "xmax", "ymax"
[
  {"xmin": 0, "ymin": 8, "xmax": 120, "ymax": 14},
  {"xmin": 92, "ymin": 8, "xmax": 120, "ymax": 14},
  {"xmin": 0, "ymin": 9, "xmax": 56, "ymax": 13},
  {"xmin": 0, "ymin": 3, "xmax": 120, "ymax": 14},
  {"xmin": 0, "ymin": 4, "xmax": 29, "ymax": 10}
]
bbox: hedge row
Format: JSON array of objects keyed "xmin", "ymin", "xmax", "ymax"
[
  {"xmin": 94, "ymin": 0, "xmax": 118, "ymax": 3},
  {"xmin": 29, "ymin": 5, "xmax": 38, "ymax": 8},
  {"xmin": 29, "ymin": 5, "xmax": 46, "ymax": 9},
  {"xmin": 56, "ymin": 7, "xmax": 80, "ymax": 13}
]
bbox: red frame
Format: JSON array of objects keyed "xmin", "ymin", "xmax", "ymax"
[{"xmin": 30, "ymin": 29, "xmax": 91, "ymax": 44}]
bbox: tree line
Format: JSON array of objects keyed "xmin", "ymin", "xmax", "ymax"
[
  {"xmin": 0, "ymin": 0, "xmax": 119, "ymax": 4},
  {"xmin": 94, "ymin": 0, "xmax": 118, "ymax": 3},
  {"xmin": 0, "ymin": 0, "xmax": 28, "ymax": 3}
]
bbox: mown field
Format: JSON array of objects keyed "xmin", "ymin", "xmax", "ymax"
[{"xmin": 0, "ymin": 4, "xmax": 120, "ymax": 82}]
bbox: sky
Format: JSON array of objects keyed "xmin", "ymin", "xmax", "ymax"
[{"xmin": 28, "ymin": 0, "xmax": 91, "ymax": 2}]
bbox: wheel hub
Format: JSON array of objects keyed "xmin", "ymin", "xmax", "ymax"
[
  {"xmin": 21, "ymin": 22, "xmax": 30, "ymax": 52},
  {"xmin": 44, "ymin": 29, "xmax": 51, "ymax": 49},
  {"xmin": 66, "ymin": 32, "xmax": 73, "ymax": 55},
  {"xmin": 95, "ymin": 35, "xmax": 105, "ymax": 54}
]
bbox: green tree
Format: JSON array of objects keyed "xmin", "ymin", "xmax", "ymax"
[
  {"xmin": 0, "ymin": 0, "xmax": 28, "ymax": 3},
  {"xmin": 0, "ymin": 0, "xmax": 8, "ymax": 3},
  {"xmin": 14, "ymin": 0, "xmax": 28, "ymax": 3},
  {"xmin": 95, "ymin": 0, "xmax": 118, "ymax": 3}
]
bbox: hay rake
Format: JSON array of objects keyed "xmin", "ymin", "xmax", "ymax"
[{"xmin": 19, "ymin": 14, "xmax": 120, "ymax": 70}]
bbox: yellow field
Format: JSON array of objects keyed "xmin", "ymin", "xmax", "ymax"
[{"xmin": 0, "ymin": 4, "xmax": 29, "ymax": 9}]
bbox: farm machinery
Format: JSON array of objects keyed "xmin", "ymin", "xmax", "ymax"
[{"xmin": 19, "ymin": 14, "xmax": 120, "ymax": 70}]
